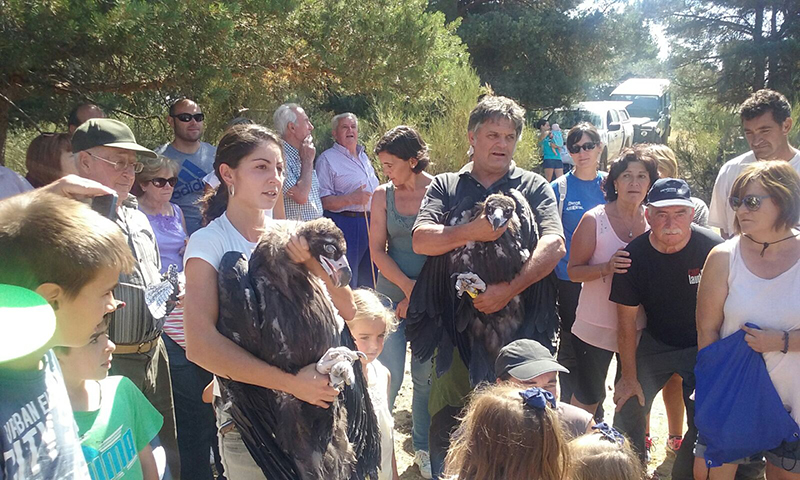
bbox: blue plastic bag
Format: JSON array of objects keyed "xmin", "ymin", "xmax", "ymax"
[{"xmin": 695, "ymin": 323, "xmax": 800, "ymax": 467}]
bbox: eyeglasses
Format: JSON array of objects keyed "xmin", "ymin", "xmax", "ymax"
[
  {"xmin": 568, "ymin": 142, "xmax": 598, "ymax": 154},
  {"xmin": 170, "ymin": 113, "xmax": 205, "ymax": 123},
  {"xmin": 88, "ymin": 152, "xmax": 144, "ymax": 173},
  {"xmin": 150, "ymin": 177, "xmax": 178, "ymax": 188},
  {"xmin": 729, "ymin": 194, "xmax": 771, "ymax": 211}
]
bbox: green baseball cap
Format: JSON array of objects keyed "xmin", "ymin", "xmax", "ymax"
[
  {"xmin": 72, "ymin": 118, "xmax": 157, "ymax": 158},
  {"xmin": 0, "ymin": 285, "xmax": 56, "ymax": 362}
]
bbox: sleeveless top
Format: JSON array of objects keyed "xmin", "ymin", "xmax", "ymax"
[
  {"xmin": 367, "ymin": 360, "xmax": 394, "ymax": 480},
  {"xmin": 144, "ymin": 203, "xmax": 187, "ymax": 274},
  {"xmin": 375, "ymin": 183, "xmax": 427, "ymax": 302},
  {"xmin": 720, "ymin": 236, "xmax": 800, "ymax": 425},
  {"xmin": 572, "ymin": 205, "xmax": 646, "ymax": 352}
]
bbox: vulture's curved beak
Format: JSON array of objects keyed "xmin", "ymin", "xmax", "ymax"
[
  {"xmin": 488, "ymin": 207, "xmax": 508, "ymax": 231},
  {"xmin": 319, "ymin": 254, "xmax": 352, "ymax": 288}
]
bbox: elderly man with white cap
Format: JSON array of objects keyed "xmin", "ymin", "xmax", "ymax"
[{"xmin": 73, "ymin": 118, "xmax": 181, "ymax": 479}]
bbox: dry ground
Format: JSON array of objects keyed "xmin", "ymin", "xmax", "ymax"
[{"xmin": 392, "ymin": 351, "xmax": 677, "ymax": 479}]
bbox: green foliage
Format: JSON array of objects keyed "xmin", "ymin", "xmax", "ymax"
[
  {"xmin": 363, "ymin": 63, "xmax": 542, "ymax": 179},
  {"xmin": 451, "ymin": 3, "xmax": 662, "ymax": 109},
  {"xmin": 668, "ymin": 89, "xmax": 800, "ymax": 204},
  {"xmin": 0, "ymin": 0, "xmax": 470, "ymax": 166},
  {"xmin": 646, "ymin": 0, "xmax": 800, "ymax": 105},
  {"xmin": 669, "ymin": 96, "xmax": 743, "ymax": 203}
]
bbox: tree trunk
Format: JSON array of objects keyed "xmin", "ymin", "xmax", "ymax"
[
  {"xmin": 753, "ymin": 1, "xmax": 766, "ymax": 90},
  {"xmin": 0, "ymin": 93, "xmax": 8, "ymax": 166},
  {"xmin": 765, "ymin": 2, "xmax": 778, "ymax": 89}
]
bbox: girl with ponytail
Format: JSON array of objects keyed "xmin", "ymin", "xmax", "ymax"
[{"xmin": 183, "ymin": 124, "xmax": 345, "ymax": 477}]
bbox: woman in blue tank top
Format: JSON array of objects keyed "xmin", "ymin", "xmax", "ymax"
[{"xmin": 369, "ymin": 126, "xmax": 434, "ymax": 478}]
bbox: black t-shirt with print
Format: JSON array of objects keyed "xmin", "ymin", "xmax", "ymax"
[{"xmin": 610, "ymin": 224, "xmax": 723, "ymax": 349}]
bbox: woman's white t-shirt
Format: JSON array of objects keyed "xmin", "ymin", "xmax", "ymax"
[
  {"xmin": 184, "ymin": 210, "xmax": 275, "ymax": 397},
  {"xmin": 184, "ymin": 211, "xmax": 273, "ymax": 271}
]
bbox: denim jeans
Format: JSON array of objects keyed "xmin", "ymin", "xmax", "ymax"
[
  {"xmin": 378, "ymin": 316, "xmax": 433, "ymax": 452},
  {"xmin": 163, "ymin": 334, "xmax": 218, "ymax": 480},
  {"xmin": 324, "ymin": 211, "xmax": 375, "ymax": 288}
]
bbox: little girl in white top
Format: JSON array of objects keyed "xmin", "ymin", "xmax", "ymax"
[{"xmin": 349, "ymin": 289, "xmax": 400, "ymax": 480}]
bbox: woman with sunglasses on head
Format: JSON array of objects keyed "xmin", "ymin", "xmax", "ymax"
[
  {"xmin": 695, "ymin": 160, "xmax": 800, "ymax": 480},
  {"xmin": 549, "ymin": 122, "xmax": 607, "ymax": 404},
  {"xmin": 567, "ymin": 148, "xmax": 658, "ymax": 419}
]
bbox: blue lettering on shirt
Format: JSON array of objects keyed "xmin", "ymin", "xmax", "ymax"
[
  {"xmin": 551, "ymin": 172, "xmax": 607, "ymax": 280},
  {"xmin": 173, "ymin": 161, "xmax": 207, "ymax": 201},
  {"xmin": 83, "ymin": 429, "xmax": 136, "ymax": 480}
]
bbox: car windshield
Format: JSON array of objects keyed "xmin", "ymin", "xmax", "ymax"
[
  {"xmin": 548, "ymin": 109, "xmax": 603, "ymax": 130},
  {"xmin": 610, "ymin": 95, "xmax": 660, "ymax": 118}
]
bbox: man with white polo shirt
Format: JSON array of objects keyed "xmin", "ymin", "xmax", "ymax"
[{"xmin": 709, "ymin": 89, "xmax": 800, "ymax": 238}]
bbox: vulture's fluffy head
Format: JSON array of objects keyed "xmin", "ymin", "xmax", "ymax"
[
  {"xmin": 298, "ymin": 218, "xmax": 352, "ymax": 288},
  {"xmin": 484, "ymin": 194, "xmax": 516, "ymax": 231}
]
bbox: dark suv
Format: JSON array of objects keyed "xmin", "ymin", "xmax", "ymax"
[{"xmin": 609, "ymin": 78, "xmax": 672, "ymax": 144}]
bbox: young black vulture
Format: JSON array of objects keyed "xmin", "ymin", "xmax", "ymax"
[
  {"xmin": 407, "ymin": 190, "xmax": 555, "ymax": 385},
  {"xmin": 216, "ymin": 218, "xmax": 380, "ymax": 480}
]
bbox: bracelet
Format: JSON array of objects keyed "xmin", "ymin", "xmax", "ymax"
[{"xmin": 782, "ymin": 331, "xmax": 790, "ymax": 354}]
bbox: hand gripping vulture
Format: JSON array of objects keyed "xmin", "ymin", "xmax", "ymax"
[
  {"xmin": 407, "ymin": 190, "xmax": 559, "ymax": 386},
  {"xmin": 216, "ymin": 218, "xmax": 380, "ymax": 479}
]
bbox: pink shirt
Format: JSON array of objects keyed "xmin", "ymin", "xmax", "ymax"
[
  {"xmin": 572, "ymin": 205, "xmax": 646, "ymax": 352},
  {"xmin": 316, "ymin": 142, "xmax": 379, "ymax": 212}
]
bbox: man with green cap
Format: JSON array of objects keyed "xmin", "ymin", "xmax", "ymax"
[{"xmin": 73, "ymin": 118, "xmax": 181, "ymax": 478}]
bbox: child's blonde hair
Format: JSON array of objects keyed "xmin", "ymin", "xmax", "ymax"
[
  {"xmin": 349, "ymin": 288, "xmax": 398, "ymax": 336},
  {"xmin": 444, "ymin": 384, "xmax": 569, "ymax": 480},
  {"xmin": 569, "ymin": 430, "xmax": 643, "ymax": 480}
]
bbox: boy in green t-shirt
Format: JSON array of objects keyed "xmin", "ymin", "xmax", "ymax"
[{"xmin": 56, "ymin": 319, "xmax": 162, "ymax": 480}]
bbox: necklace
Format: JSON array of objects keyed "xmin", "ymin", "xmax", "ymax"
[
  {"xmin": 614, "ymin": 203, "xmax": 637, "ymax": 238},
  {"xmin": 743, "ymin": 232, "xmax": 800, "ymax": 257}
]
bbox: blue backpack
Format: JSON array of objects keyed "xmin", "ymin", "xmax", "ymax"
[{"xmin": 695, "ymin": 323, "xmax": 800, "ymax": 467}]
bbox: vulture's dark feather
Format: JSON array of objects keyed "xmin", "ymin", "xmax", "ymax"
[
  {"xmin": 408, "ymin": 190, "xmax": 553, "ymax": 386},
  {"xmin": 216, "ymin": 218, "xmax": 380, "ymax": 480}
]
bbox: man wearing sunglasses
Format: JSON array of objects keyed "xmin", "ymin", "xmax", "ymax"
[
  {"xmin": 155, "ymin": 98, "xmax": 217, "ymax": 235},
  {"xmin": 709, "ymin": 89, "xmax": 800, "ymax": 238},
  {"xmin": 73, "ymin": 118, "xmax": 182, "ymax": 478}
]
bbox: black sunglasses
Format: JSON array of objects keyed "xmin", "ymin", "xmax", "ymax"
[
  {"xmin": 150, "ymin": 177, "xmax": 178, "ymax": 188},
  {"xmin": 170, "ymin": 113, "xmax": 205, "ymax": 123},
  {"xmin": 729, "ymin": 194, "xmax": 771, "ymax": 211},
  {"xmin": 568, "ymin": 142, "xmax": 598, "ymax": 154}
]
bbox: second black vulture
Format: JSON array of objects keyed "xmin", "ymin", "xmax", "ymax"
[
  {"xmin": 407, "ymin": 189, "xmax": 557, "ymax": 385},
  {"xmin": 216, "ymin": 218, "xmax": 380, "ymax": 480}
]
